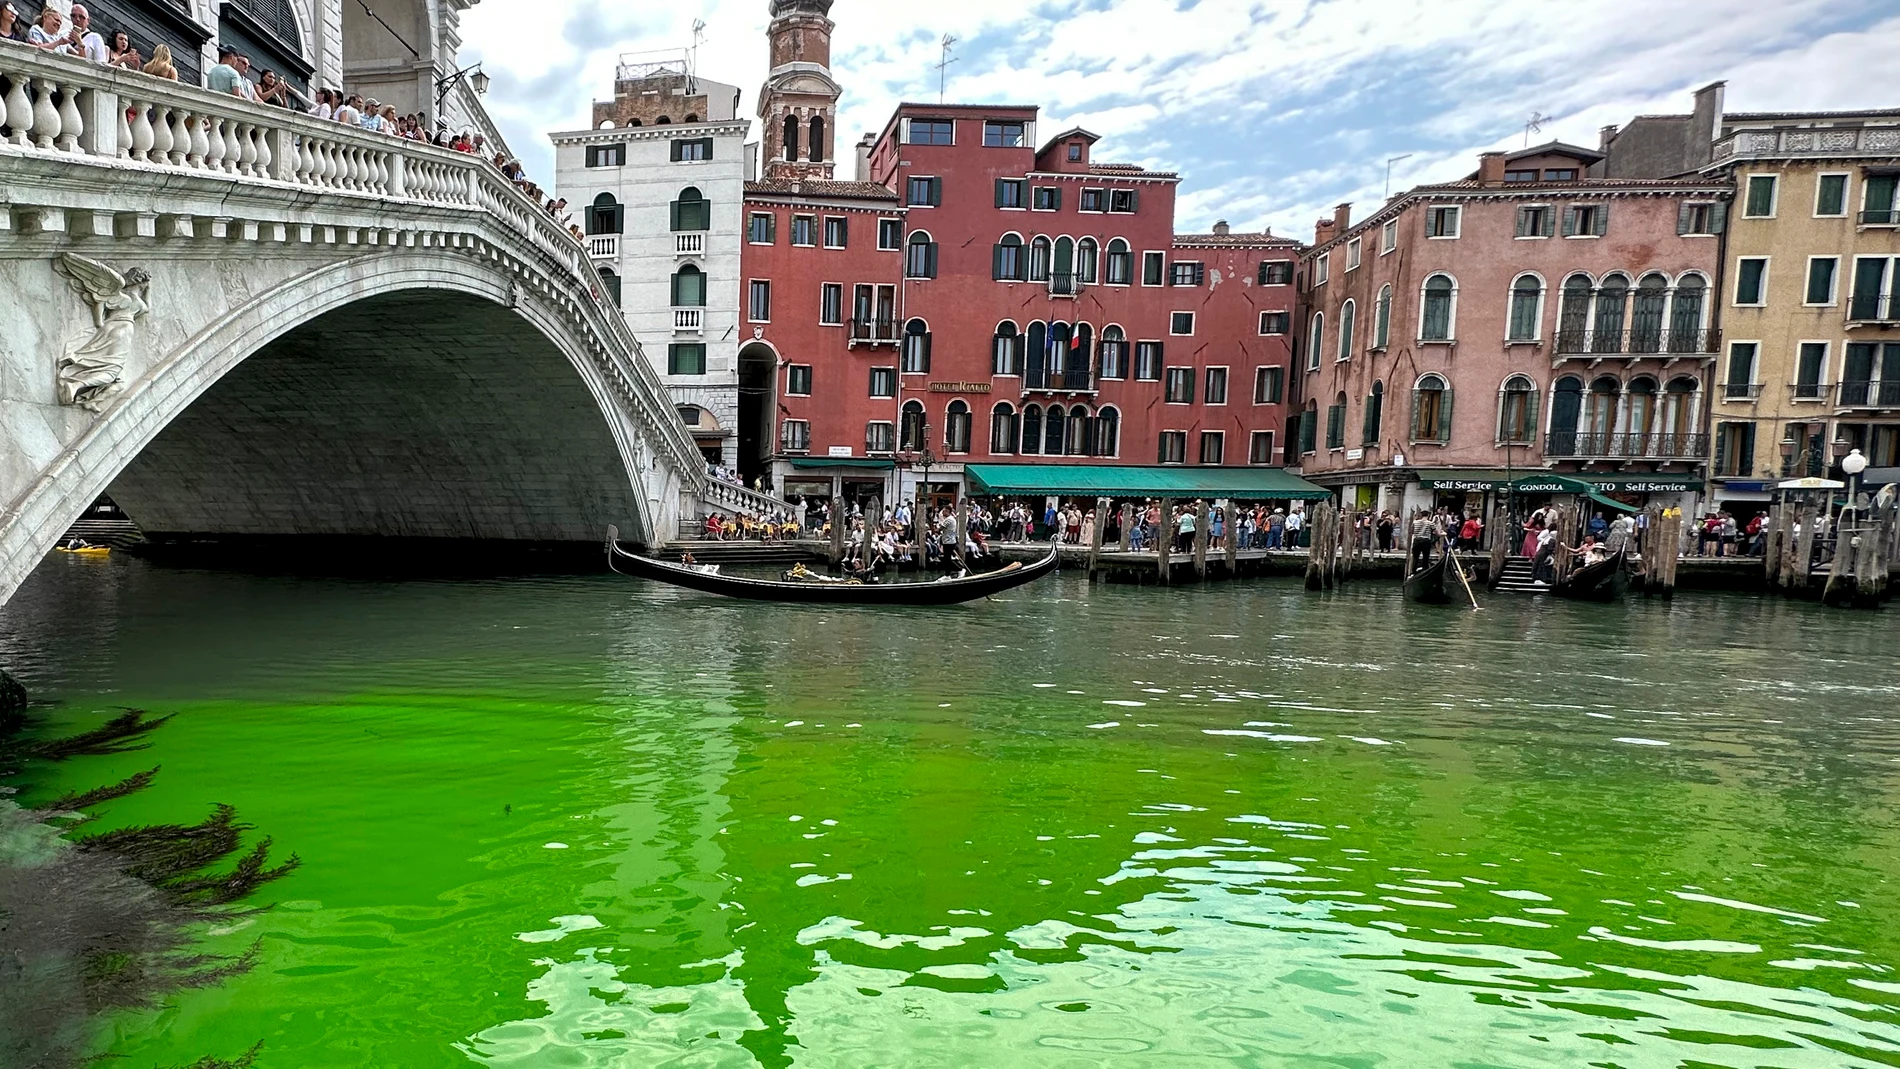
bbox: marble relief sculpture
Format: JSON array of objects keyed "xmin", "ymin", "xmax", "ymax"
[{"xmin": 53, "ymin": 252, "xmax": 151, "ymax": 412}]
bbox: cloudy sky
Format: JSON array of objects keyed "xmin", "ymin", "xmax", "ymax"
[{"xmin": 460, "ymin": 0, "xmax": 1900, "ymax": 238}]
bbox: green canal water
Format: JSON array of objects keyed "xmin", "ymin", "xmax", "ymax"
[{"xmin": 4, "ymin": 553, "xmax": 1900, "ymax": 1068}]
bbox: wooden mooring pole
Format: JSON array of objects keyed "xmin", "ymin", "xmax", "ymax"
[
  {"xmin": 1156, "ymin": 498, "xmax": 1174, "ymax": 584},
  {"xmin": 1087, "ymin": 496, "xmax": 1109, "ymax": 581}
]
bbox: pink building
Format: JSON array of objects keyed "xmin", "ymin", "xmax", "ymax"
[{"xmin": 1294, "ymin": 144, "xmax": 1731, "ymax": 519}]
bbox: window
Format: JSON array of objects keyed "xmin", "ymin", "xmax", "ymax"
[
  {"xmin": 1503, "ymin": 169, "xmax": 1539, "ymax": 183},
  {"xmin": 1426, "ymin": 204, "xmax": 1461, "ymax": 238},
  {"xmin": 1563, "ymin": 203, "xmax": 1608, "ymax": 237},
  {"xmin": 1080, "ymin": 188, "xmax": 1105, "ymax": 212},
  {"xmin": 1306, "ymin": 312, "xmax": 1324, "ymax": 371},
  {"xmin": 869, "ymin": 366, "xmax": 896, "ymax": 398},
  {"xmin": 1028, "ymin": 237, "xmax": 1051, "ymax": 282},
  {"xmin": 823, "ymin": 217, "xmax": 848, "ymax": 248},
  {"xmin": 945, "ymin": 400, "xmax": 972, "ymax": 453},
  {"xmin": 1068, "ymin": 142, "xmax": 1083, "ymax": 161},
  {"xmin": 1199, "ymin": 431, "xmax": 1225, "ymax": 465},
  {"xmin": 1794, "ymin": 342, "xmax": 1828, "ymax": 400},
  {"xmin": 1337, "ymin": 299, "xmax": 1356, "ymax": 361},
  {"xmin": 790, "ymin": 215, "xmax": 816, "ymax": 246},
  {"xmin": 995, "ymin": 178, "xmax": 1025, "ymax": 209},
  {"xmin": 1019, "ymin": 405, "xmax": 1042, "ymax": 455},
  {"xmin": 748, "ymin": 280, "xmax": 771, "ymax": 322},
  {"xmin": 1346, "ymin": 238, "xmax": 1362, "ymax": 270},
  {"xmin": 1170, "ymin": 312, "xmax": 1195, "ymax": 336},
  {"xmin": 1325, "ymin": 395, "xmax": 1345, "ymax": 449},
  {"xmin": 1734, "ymin": 258, "xmax": 1768, "ymax": 305},
  {"xmin": 585, "ymin": 193, "xmax": 623, "ymax": 236},
  {"xmin": 905, "ymin": 119, "xmax": 954, "ymax": 145},
  {"xmin": 877, "ymin": 219, "xmax": 902, "ymax": 250},
  {"xmin": 1033, "ymin": 186, "xmax": 1061, "ymax": 211},
  {"xmin": 901, "ymin": 319, "xmax": 932, "ymax": 373},
  {"xmin": 596, "ymin": 267, "xmax": 620, "ymax": 307},
  {"xmin": 1109, "ymin": 189, "xmax": 1138, "ymax": 213},
  {"xmin": 787, "ymin": 364, "xmax": 812, "ymax": 396},
  {"xmin": 1099, "ymin": 327, "xmax": 1127, "ymax": 379},
  {"xmin": 1723, "ymin": 342, "xmax": 1758, "ymax": 398},
  {"xmin": 990, "ymin": 403, "xmax": 1019, "ymax": 454},
  {"xmin": 1258, "ymin": 260, "xmax": 1293, "ymax": 285},
  {"xmin": 780, "ymin": 419, "xmax": 810, "ymax": 453},
  {"xmin": 983, "ymin": 120, "xmax": 1026, "ymax": 147},
  {"xmin": 670, "ymin": 137, "xmax": 713, "ymax": 162},
  {"xmin": 1714, "ymin": 421, "xmax": 1756, "ymax": 477},
  {"xmin": 1158, "ymin": 430, "xmax": 1187, "ymax": 464},
  {"xmin": 808, "ymin": 117, "xmax": 826, "ymax": 162},
  {"xmin": 1205, "ymin": 367, "xmax": 1228, "ymax": 404},
  {"xmin": 907, "ymin": 176, "xmax": 942, "ymax": 206},
  {"xmin": 1412, "ymin": 374, "xmax": 1452, "ymax": 442},
  {"xmin": 992, "ymin": 322, "xmax": 1023, "ymax": 375},
  {"xmin": 1806, "ymin": 257, "xmax": 1839, "ymax": 305},
  {"xmin": 991, "ymin": 234, "xmax": 1024, "ymax": 281},
  {"xmin": 1507, "ymin": 274, "xmax": 1543, "ymax": 341},
  {"xmin": 1253, "ymin": 366, "xmax": 1284, "ymax": 404},
  {"xmin": 1142, "ymin": 251, "xmax": 1165, "ymax": 286},
  {"xmin": 1743, "ymin": 174, "xmax": 1778, "ymax": 218},
  {"xmin": 1374, "ymin": 284, "xmax": 1392, "ymax": 348},
  {"xmin": 1298, "ymin": 403, "xmax": 1317, "ymax": 455},
  {"xmin": 899, "ymin": 400, "xmax": 926, "ymax": 450},
  {"xmin": 905, "ymin": 233, "xmax": 938, "ymax": 278},
  {"xmin": 1249, "ymin": 431, "xmax": 1276, "ymax": 464},
  {"xmin": 1497, "ymin": 375, "xmax": 1537, "ymax": 443},
  {"xmin": 1260, "ymin": 311, "xmax": 1289, "ymax": 335},
  {"xmin": 1361, "ymin": 381, "xmax": 1383, "ymax": 445},
  {"xmin": 1545, "ymin": 168, "xmax": 1577, "ymax": 181},
  {"xmin": 1421, "ymin": 273, "xmax": 1456, "ymax": 341},
  {"xmin": 1850, "ymin": 256, "xmax": 1900, "ymax": 319},
  {"xmin": 1678, "ymin": 201, "xmax": 1725, "ymax": 235},
  {"xmin": 1314, "ymin": 254, "xmax": 1330, "ymax": 286},
  {"xmin": 866, "ymin": 421, "xmax": 895, "ymax": 453},
  {"xmin": 820, "ymin": 283, "xmax": 843, "ymax": 325},
  {"xmin": 782, "ymin": 115, "xmax": 799, "ymax": 161},
  {"xmin": 1077, "ymin": 238, "xmax": 1098, "ymax": 284},
  {"xmin": 671, "ymin": 265, "xmax": 705, "ymax": 307},
  {"xmin": 1381, "ymin": 219, "xmax": 1398, "ymax": 253},
  {"xmin": 1164, "ymin": 367, "xmax": 1194, "ymax": 404},
  {"xmin": 670, "ymin": 186, "xmax": 709, "ymax": 231},
  {"xmin": 1105, "ymin": 240, "xmax": 1132, "ymax": 284},
  {"xmin": 747, "ymin": 212, "xmax": 775, "ymax": 244},
  {"xmin": 1815, "ymin": 173, "xmax": 1849, "ymax": 217},
  {"xmin": 1091, "ymin": 407, "xmax": 1120, "ymax": 457},
  {"xmin": 1865, "ymin": 174, "xmax": 1899, "ymax": 225},
  {"xmin": 585, "ymin": 143, "xmax": 626, "ymax": 167},
  {"xmin": 667, "ymin": 343, "xmax": 706, "ymax": 375},
  {"xmin": 1135, "ymin": 341, "xmax": 1163, "ymax": 380},
  {"xmin": 1516, "ymin": 204, "xmax": 1555, "ymax": 238},
  {"xmin": 1170, "ymin": 261, "xmax": 1205, "ymax": 287}
]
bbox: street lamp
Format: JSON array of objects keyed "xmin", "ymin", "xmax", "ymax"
[
  {"xmin": 434, "ymin": 62, "xmax": 490, "ymax": 120},
  {"xmin": 1842, "ymin": 446, "xmax": 1868, "ymax": 507}
]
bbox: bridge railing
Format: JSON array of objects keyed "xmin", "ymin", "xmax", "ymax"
[{"xmin": 702, "ymin": 478, "xmax": 792, "ymax": 518}]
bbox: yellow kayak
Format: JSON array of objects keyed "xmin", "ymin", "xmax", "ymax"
[{"xmin": 57, "ymin": 546, "xmax": 111, "ymax": 556}]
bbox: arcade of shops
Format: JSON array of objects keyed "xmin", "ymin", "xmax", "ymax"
[{"xmin": 1317, "ymin": 470, "xmax": 1707, "ymax": 525}]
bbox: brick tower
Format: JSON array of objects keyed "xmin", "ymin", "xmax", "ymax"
[{"xmin": 758, "ymin": 0, "xmax": 840, "ymax": 180}]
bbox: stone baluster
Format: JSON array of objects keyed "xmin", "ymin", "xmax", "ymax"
[
  {"xmin": 387, "ymin": 150, "xmax": 406, "ymax": 197},
  {"xmin": 30, "ymin": 78, "xmax": 59, "ymax": 149},
  {"xmin": 222, "ymin": 118, "xmax": 242, "ymax": 173},
  {"xmin": 198, "ymin": 114, "xmax": 221, "ymax": 170},
  {"xmin": 4, "ymin": 71, "xmax": 31, "ymax": 146},
  {"xmin": 370, "ymin": 150, "xmax": 388, "ymax": 193},
  {"xmin": 115, "ymin": 98, "xmax": 131, "ymax": 158},
  {"xmin": 147, "ymin": 103, "xmax": 171, "ymax": 162},
  {"xmin": 291, "ymin": 133, "xmax": 312, "ymax": 184},
  {"xmin": 318, "ymin": 140, "xmax": 337, "ymax": 187},
  {"xmin": 55, "ymin": 83, "xmax": 81, "ymax": 152},
  {"xmin": 249, "ymin": 125, "xmax": 269, "ymax": 177},
  {"xmin": 168, "ymin": 107, "xmax": 192, "ymax": 166}
]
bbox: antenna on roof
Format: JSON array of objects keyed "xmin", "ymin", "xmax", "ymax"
[
  {"xmin": 934, "ymin": 34, "xmax": 959, "ymax": 105},
  {"xmin": 1524, "ymin": 111, "xmax": 1548, "ymax": 147},
  {"xmin": 687, "ymin": 19, "xmax": 706, "ymax": 93},
  {"xmin": 1384, "ymin": 154, "xmax": 1412, "ymax": 200}
]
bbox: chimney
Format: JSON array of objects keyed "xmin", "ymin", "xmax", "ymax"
[
  {"xmin": 1690, "ymin": 80, "xmax": 1727, "ymax": 169},
  {"xmin": 1314, "ymin": 218, "xmax": 1336, "ymax": 246},
  {"xmin": 1212, "ymin": 219, "xmax": 1230, "ymax": 236},
  {"xmin": 1598, "ymin": 123, "xmax": 1619, "ymax": 152},
  {"xmin": 1333, "ymin": 202, "xmax": 1352, "ymax": 233},
  {"xmin": 1477, "ymin": 151, "xmax": 1506, "ymax": 187},
  {"xmin": 854, "ymin": 133, "xmax": 874, "ymax": 183}
]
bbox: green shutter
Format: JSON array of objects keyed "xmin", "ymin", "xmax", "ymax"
[
  {"xmin": 1525, "ymin": 389, "xmax": 1539, "ymax": 441},
  {"xmin": 995, "ymin": 179, "xmax": 1007, "ymax": 208},
  {"xmin": 1051, "ymin": 188, "xmax": 1063, "ymax": 210},
  {"xmin": 1594, "ymin": 204, "xmax": 1609, "ymax": 236},
  {"xmin": 1541, "ymin": 207, "xmax": 1556, "ymax": 237},
  {"xmin": 1410, "ymin": 389, "xmax": 1423, "ymax": 440},
  {"xmin": 1561, "ymin": 207, "xmax": 1578, "ymax": 237},
  {"xmin": 1438, "ymin": 388, "xmax": 1455, "ymax": 442},
  {"xmin": 921, "ymin": 331, "xmax": 932, "ymax": 372},
  {"xmin": 1676, "ymin": 202, "xmax": 1692, "ymax": 235},
  {"xmin": 1709, "ymin": 201, "xmax": 1728, "ymax": 233},
  {"xmin": 930, "ymin": 178, "xmax": 943, "ymax": 206},
  {"xmin": 992, "ymin": 244, "xmax": 1005, "ymax": 280},
  {"xmin": 669, "ymin": 200, "xmax": 681, "ymax": 231},
  {"xmin": 1714, "ymin": 424, "xmax": 1729, "ymax": 474},
  {"xmin": 1739, "ymin": 423, "xmax": 1755, "ymax": 476},
  {"xmin": 836, "ymin": 217, "xmax": 848, "ymax": 246}
]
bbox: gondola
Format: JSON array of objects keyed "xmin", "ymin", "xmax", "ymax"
[
  {"xmin": 1401, "ymin": 552, "xmax": 1458, "ymax": 605},
  {"xmin": 605, "ymin": 526, "xmax": 1059, "ymax": 605},
  {"xmin": 1551, "ymin": 547, "xmax": 1629, "ymax": 602}
]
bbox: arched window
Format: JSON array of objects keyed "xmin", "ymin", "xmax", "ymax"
[
  {"xmin": 1337, "ymin": 298, "xmax": 1356, "ymax": 361},
  {"xmin": 1093, "ymin": 406, "xmax": 1120, "ymax": 457},
  {"xmin": 683, "ymin": 114, "xmax": 698, "ymax": 123},
  {"xmin": 1025, "ymin": 321, "xmax": 1048, "ymax": 383},
  {"xmin": 671, "ymin": 264, "xmax": 705, "ymax": 307},
  {"xmin": 946, "ymin": 399, "xmax": 971, "ymax": 453},
  {"xmin": 671, "ymin": 186, "xmax": 709, "ymax": 231},
  {"xmin": 1362, "ymin": 381, "xmax": 1384, "ymax": 446},
  {"xmin": 1077, "ymin": 238, "xmax": 1099, "ymax": 284},
  {"xmin": 1053, "ymin": 236, "xmax": 1075, "ymax": 293},
  {"xmin": 627, "ymin": 119, "xmax": 642, "ymax": 128},
  {"xmin": 1558, "ymin": 273, "xmax": 1593, "ymax": 351},
  {"xmin": 905, "ymin": 232, "xmax": 937, "ymax": 278},
  {"xmin": 1630, "ymin": 273, "xmax": 1668, "ymax": 353},
  {"xmin": 597, "ymin": 266, "xmax": 621, "ymax": 307},
  {"xmin": 808, "ymin": 115, "xmax": 826, "ymax": 162},
  {"xmin": 899, "ymin": 399, "xmax": 926, "ymax": 451},
  {"xmin": 1021, "ymin": 404, "xmax": 1043, "ymax": 455},
  {"xmin": 1066, "ymin": 406, "xmax": 1089, "ymax": 455},
  {"xmin": 1663, "ymin": 376, "xmax": 1698, "ymax": 441},
  {"xmin": 992, "ymin": 321, "xmax": 1022, "ymax": 375},
  {"xmin": 1498, "ymin": 374, "xmax": 1537, "ymax": 443},
  {"xmin": 1300, "ymin": 400, "xmax": 1318, "ymax": 454},
  {"xmin": 656, "ymin": 115, "xmax": 672, "ymax": 125},
  {"xmin": 902, "ymin": 318, "xmax": 931, "ymax": 373},
  {"xmin": 1593, "ymin": 274, "xmax": 1629, "ymax": 353},
  {"xmin": 782, "ymin": 114, "xmax": 799, "ymax": 161},
  {"xmin": 1326, "ymin": 391, "xmax": 1349, "ymax": 449},
  {"xmin": 1099, "ymin": 326, "xmax": 1127, "ymax": 380},
  {"xmin": 1374, "ymin": 284, "xmax": 1392, "ymax": 348},
  {"xmin": 1306, "ymin": 312, "xmax": 1324, "ymax": 371},
  {"xmin": 1586, "ymin": 376, "xmax": 1621, "ymax": 442},
  {"xmin": 1669, "ymin": 275, "xmax": 1707, "ymax": 353},
  {"xmin": 1412, "ymin": 373, "xmax": 1452, "ymax": 442},
  {"xmin": 1548, "ymin": 375, "xmax": 1584, "ymax": 455},
  {"xmin": 1048, "ymin": 322, "xmax": 1072, "ymax": 376},
  {"xmin": 1626, "ymin": 376, "xmax": 1659, "ymax": 446},
  {"xmin": 1105, "ymin": 238, "xmax": 1132, "ymax": 284},
  {"xmin": 1072, "ymin": 323, "xmax": 1094, "ymax": 389},
  {"xmin": 993, "ymin": 233, "xmax": 1025, "ymax": 281},
  {"xmin": 1028, "ymin": 236, "xmax": 1052, "ymax": 282},
  {"xmin": 1044, "ymin": 403, "xmax": 1066, "ymax": 455},
  {"xmin": 587, "ymin": 191, "xmax": 623, "ymax": 235},
  {"xmin": 991, "ymin": 403, "xmax": 1019, "ymax": 454},
  {"xmin": 1507, "ymin": 274, "xmax": 1543, "ymax": 341},
  {"xmin": 1421, "ymin": 273, "xmax": 1456, "ymax": 341}
]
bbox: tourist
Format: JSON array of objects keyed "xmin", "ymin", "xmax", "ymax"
[
  {"xmin": 106, "ymin": 29, "xmax": 139, "ymax": 69},
  {"xmin": 25, "ymin": 6, "xmax": 65, "ymax": 49},
  {"xmin": 1745, "ymin": 511, "xmax": 1766, "ymax": 556},
  {"xmin": 1532, "ymin": 524, "xmax": 1559, "ymax": 582},
  {"xmin": 1174, "ymin": 507, "xmax": 1196, "ymax": 553},
  {"xmin": 1376, "ymin": 511, "xmax": 1395, "ymax": 552},
  {"xmin": 1604, "ymin": 512, "xmax": 1636, "ymax": 554},
  {"xmin": 52, "ymin": 3, "xmax": 104, "ymax": 60},
  {"xmin": 206, "ymin": 47, "xmax": 246, "ymax": 95},
  {"xmin": 1717, "ymin": 511, "xmax": 1738, "ymax": 557},
  {"xmin": 1209, "ymin": 507, "xmax": 1225, "ymax": 551},
  {"xmin": 1285, "ymin": 506, "xmax": 1304, "ymax": 548},
  {"xmin": 1520, "ymin": 516, "xmax": 1544, "ymax": 559},
  {"xmin": 1079, "ymin": 509, "xmax": 1095, "ymax": 548},
  {"xmin": 1460, "ymin": 513, "xmax": 1483, "ymax": 550},
  {"xmin": 141, "ymin": 42, "xmax": 176, "ymax": 80},
  {"xmin": 336, "ymin": 94, "xmax": 362, "ymax": 126},
  {"xmin": 308, "ymin": 88, "xmax": 334, "ymax": 120}
]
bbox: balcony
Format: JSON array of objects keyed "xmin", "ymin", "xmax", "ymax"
[
  {"xmin": 848, "ymin": 317, "xmax": 900, "ymax": 347},
  {"xmin": 1859, "ymin": 208, "xmax": 1900, "ymax": 227},
  {"xmin": 1722, "ymin": 383, "xmax": 1764, "ymax": 401},
  {"xmin": 1545, "ymin": 432, "xmax": 1710, "ymax": 460},
  {"xmin": 1847, "ymin": 294, "xmax": 1899, "ymax": 324},
  {"xmin": 1788, "ymin": 382, "xmax": 1829, "ymax": 403},
  {"xmin": 1712, "ymin": 125, "xmax": 1900, "ymax": 163},
  {"xmin": 586, "ymin": 234, "xmax": 618, "ymax": 259},
  {"xmin": 676, "ymin": 232, "xmax": 704, "ymax": 257},
  {"xmin": 673, "ymin": 308, "xmax": 703, "ymax": 333},
  {"xmin": 1553, "ymin": 328, "xmax": 1721, "ymax": 357},
  {"xmin": 1836, "ymin": 380, "xmax": 1900, "ymax": 408},
  {"xmin": 1049, "ymin": 272, "xmax": 1082, "ymax": 298},
  {"xmin": 1022, "ymin": 367, "xmax": 1096, "ymax": 393}
]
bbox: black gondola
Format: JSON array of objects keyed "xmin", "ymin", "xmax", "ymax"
[
  {"xmin": 1402, "ymin": 553, "xmax": 1458, "ymax": 605},
  {"xmin": 1551, "ymin": 547, "xmax": 1629, "ymax": 602},
  {"xmin": 605, "ymin": 527, "xmax": 1060, "ymax": 605}
]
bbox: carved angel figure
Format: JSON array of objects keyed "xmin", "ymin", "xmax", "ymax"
[{"xmin": 54, "ymin": 252, "xmax": 151, "ymax": 412}]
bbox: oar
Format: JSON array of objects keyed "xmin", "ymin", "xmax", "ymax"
[{"xmin": 1449, "ymin": 547, "xmax": 1482, "ymax": 610}]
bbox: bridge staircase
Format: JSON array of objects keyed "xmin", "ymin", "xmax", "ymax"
[
  {"xmin": 1490, "ymin": 556, "xmax": 1549, "ymax": 594},
  {"xmin": 658, "ymin": 540, "xmax": 816, "ymax": 566}
]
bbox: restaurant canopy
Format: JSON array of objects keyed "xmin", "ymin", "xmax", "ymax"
[
  {"xmin": 962, "ymin": 464, "xmax": 1331, "ymax": 500},
  {"xmin": 1510, "ymin": 474, "xmax": 1639, "ymax": 513}
]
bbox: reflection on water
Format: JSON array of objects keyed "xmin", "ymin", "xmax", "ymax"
[{"xmin": 3, "ymin": 552, "xmax": 1900, "ymax": 1067}]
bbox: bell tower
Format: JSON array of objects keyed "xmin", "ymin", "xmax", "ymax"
[{"xmin": 758, "ymin": 0, "xmax": 841, "ymax": 181}]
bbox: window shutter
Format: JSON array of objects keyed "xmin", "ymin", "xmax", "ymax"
[
  {"xmin": 1194, "ymin": 264, "xmax": 1206, "ymax": 285},
  {"xmin": 1561, "ymin": 207, "xmax": 1578, "ymax": 237},
  {"xmin": 921, "ymin": 332, "xmax": 932, "ymax": 372},
  {"xmin": 1710, "ymin": 201, "xmax": 1728, "ymax": 233},
  {"xmin": 1541, "ymin": 208, "xmax": 1556, "ymax": 237},
  {"xmin": 1525, "ymin": 390, "xmax": 1539, "ymax": 440},
  {"xmin": 669, "ymin": 140, "xmax": 682, "ymax": 162},
  {"xmin": 1438, "ymin": 388, "xmax": 1455, "ymax": 442},
  {"xmin": 1129, "ymin": 190, "xmax": 1140, "ymax": 212},
  {"xmin": 1515, "ymin": 209, "xmax": 1530, "ymax": 238},
  {"xmin": 669, "ymin": 200, "xmax": 681, "ymax": 231},
  {"xmin": 930, "ymin": 178, "xmax": 943, "ymax": 205},
  {"xmin": 928, "ymin": 243, "xmax": 939, "ymax": 277},
  {"xmin": 1410, "ymin": 390, "xmax": 1424, "ymax": 440},
  {"xmin": 1676, "ymin": 202, "xmax": 1692, "ymax": 235},
  {"xmin": 995, "ymin": 179, "xmax": 1007, "ymax": 208},
  {"xmin": 1714, "ymin": 424, "xmax": 1729, "ymax": 475},
  {"xmin": 1258, "ymin": 261, "xmax": 1269, "ymax": 285},
  {"xmin": 1739, "ymin": 423, "xmax": 1755, "ymax": 476},
  {"xmin": 669, "ymin": 272, "xmax": 681, "ymax": 306},
  {"xmin": 992, "ymin": 244, "xmax": 1005, "ymax": 280},
  {"xmin": 1052, "ymin": 188, "xmax": 1063, "ymax": 210},
  {"xmin": 1594, "ymin": 205, "xmax": 1609, "ymax": 236},
  {"xmin": 837, "ymin": 217, "xmax": 848, "ymax": 246}
]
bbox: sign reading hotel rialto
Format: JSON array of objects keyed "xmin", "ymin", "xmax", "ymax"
[{"xmin": 927, "ymin": 381, "xmax": 992, "ymax": 393}]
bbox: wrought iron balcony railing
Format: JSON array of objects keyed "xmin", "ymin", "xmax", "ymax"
[
  {"xmin": 1554, "ymin": 328, "xmax": 1721, "ymax": 356},
  {"xmin": 848, "ymin": 317, "xmax": 900, "ymax": 346},
  {"xmin": 1837, "ymin": 380, "xmax": 1900, "ymax": 408},
  {"xmin": 1848, "ymin": 294, "xmax": 1899, "ymax": 322},
  {"xmin": 1789, "ymin": 382, "xmax": 1829, "ymax": 402},
  {"xmin": 1860, "ymin": 209, "xmax": 1900, "ymax": 226},
  {"xmin": 1544, "ymin": 432, "xmax": 1710, "ymax": 460},
  {"xmin": 1022, "ymin": 367, "xmax": 1096, "ymax": 392},
  {"xmin": 1049, "ymin": 272, "xmax": 1082, "ymax": 297},
  {"xmin": 1722, "ymin": 382, "xmax": 1764, "ymax": 400}
]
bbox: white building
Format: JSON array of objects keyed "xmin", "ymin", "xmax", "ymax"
[{"xmin": 552, "ymin": 59, "xmax": 749, "ymax": 469}]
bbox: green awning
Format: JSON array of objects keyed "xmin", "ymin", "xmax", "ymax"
[
  {"xmin": 1417, "ymin": 469, "xmax": 1513, "ymax": 491},
  {"xmin": 1510, "ymin": 474, "xmax": 1638, "ymax": 513},
  {"xmin": 788, "ymin": 458, "xmax": 895, "ymax": 470},
  {"xmin": 962, "ymin": 463, "xmax": 1330, "ymax": 500},
  {"xmin": 1584, "ymin": 474, "xmax": 1704, "ymax": 491}
]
